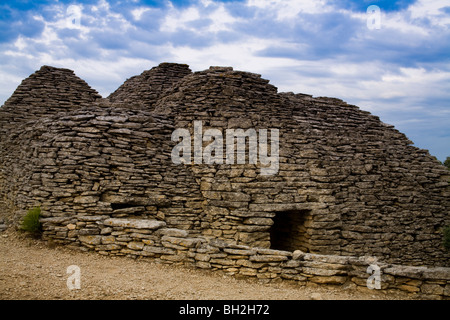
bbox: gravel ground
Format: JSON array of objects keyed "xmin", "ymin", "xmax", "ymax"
[{"xmin": 0, "ymin": 229, "xmax": 414, "ymax": 300}]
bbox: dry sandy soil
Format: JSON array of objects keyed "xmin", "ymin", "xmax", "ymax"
[{"xmin": 0, "ymin": 229, "xmax": 415, "ymax": 301}]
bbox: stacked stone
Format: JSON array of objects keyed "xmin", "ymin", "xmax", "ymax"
[
  {"xmin": 152, "ymin": 66, "xmax": 294, "ymax": 249},
  {"xmin": 0, "ymin": 63, "xmax": 449, "ymax": 269},
  {"xmin": 382, "ymin": 264, "xmax": 450, "ymax": 296},
  {"xmin": 38, "ymin": 215, "xmax": 450, "ymax": 299},
  {"xmin": 108, "ymin": 62, "xmax": 192, "ymax": 110},
  {"xmin": 282, "ymin": 93, "xmax": 450, "ymax": 265},
  {"xmin": 0, "ymin": 66, "xmax": 102, "ymax": 216},
  {"xmin": 190, "ymin": 238, "xmax": 293, "ymax": 279},
  {"xmin": 0, "ymin": 103, "xmax": 206, "ymax": 236},
  {"xmin": 0, "ymin": 66, "xmax": 101, "ymax": 133},
  {"xmin": 152, "ymin": 66, "xmax": 450, "ymax": 266}
]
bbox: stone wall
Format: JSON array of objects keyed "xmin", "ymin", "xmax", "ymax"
[
  {"xmin": 108, "ymin": 62, "xmax": 192, "ymax": 109},
  {"xmin": 0, "ymin": 65, "xmax": 102, "ymax": 219},
  {"xmin": 151, "ymin": 66, "xmax": 450, "ymax": 266},
  {"xmin": 40, "ymin": 216, "xmax": 450, "ymax": 299},
  {"xmin": 0, "ymin": 65, "xmax": 101, "ymax": 135},
  {"xmin": 0, "ymin": 104, "xmax": 205, "ymax": 235},
  {"xmin": 0, "ymin": 63, "xmax": 449, "ymax": 273}
]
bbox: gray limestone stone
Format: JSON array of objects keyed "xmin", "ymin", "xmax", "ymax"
[{"xmin": 104, "ymin": 218, "xmax": 166, "ymax": 230}]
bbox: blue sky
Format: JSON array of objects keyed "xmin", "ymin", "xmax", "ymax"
[{"xmin": 0, "ymin": 0, "xmax": 449, "ymax": 161}]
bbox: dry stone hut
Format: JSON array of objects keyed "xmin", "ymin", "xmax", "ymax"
[
  {"xmin": 0, "ymin": 63, "xmax": 449, "ymax": 275},
  {"xmin": 108, "ymin": 62, "xmax": 192, "ymax": 109}
]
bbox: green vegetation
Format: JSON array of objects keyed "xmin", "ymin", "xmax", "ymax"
[
  {"xmin": 443, "ymin": 225, "xmax": 450, "ymax": 251},
  {"xmin": 20, "ymin": 207, "xmax": 41, "ymax": 236},
  {"xmin": 444, "ymin": 157, "xmax": 450, "ymax": 170}
]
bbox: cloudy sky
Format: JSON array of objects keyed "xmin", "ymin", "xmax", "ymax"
[{"xmin": 0, "ymin": 0, "xmax": 449, "ymax": 161}]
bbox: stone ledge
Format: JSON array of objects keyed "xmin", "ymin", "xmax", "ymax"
[
  {"xmin": 103, "ymin": 218, "xmax": 166, "ymax": 230},
  {"xmin": 57, "ymin": 224, "xmax": 450, "ymax": 299}
]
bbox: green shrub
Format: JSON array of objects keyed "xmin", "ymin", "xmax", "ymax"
[
  {"xmin": 443, "ymin": 225, "xmax": 450, "ymax": 251},
  {"xmin": 20, "ymin": 207, "xmax": 41, "ymax": 235},
  {"xmin": 444, "ymin": 157, "xmax": 450, "ymax": 170}
]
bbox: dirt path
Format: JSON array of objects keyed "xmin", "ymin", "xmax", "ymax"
[{"xmin": 0, "ymin": 229, "xmax": 413, "ymax": 300}]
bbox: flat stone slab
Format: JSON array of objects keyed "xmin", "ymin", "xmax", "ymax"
[
  {"xmin": 383, "ymin": 265, "xmax": 428, "ymax": 279},
  {"xmin": 79, "ymin": 235, "xmax": 102, "ymax": 245},
  {"xmin": 256, "ymin": 248, "xmax": 292, "ymax": 256},
  {"xmin": 422, "ymin": 267, "xmax": 450, "ymax": 280},
  {"xmin": 104, "ymin": 218, "xmax": 166, "ymax": 230},
  {"xmin": 40, "ymin": 217, "xmax": 72, "ymax": 224},
  {"xmin": 158, "ymin": 228, "xmax": 189, "ymax": 237},
  {"xmin": 249, "ymin": 255, "xmax": 289, "ymax": 262},
  {"xmin": 384, "ymin": 266, "xmax": 450, "ymax": 281}
]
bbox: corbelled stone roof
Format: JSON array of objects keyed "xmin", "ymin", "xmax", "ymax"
[
  {"xmin": 108, "ymin": 62, "xmax": 192, "ymax": 109},
  {"xmin": 2, "ymin": 66, "xmax": 100, "ymax": 118},
  {"xmin": 0, "ymin": 63, "xmax": 448, "ymax": 267},
  {"xmin": 0, "ymin": 65, "xmax": 101, "ymax": 138}
]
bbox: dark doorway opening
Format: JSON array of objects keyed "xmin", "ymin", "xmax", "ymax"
[
  {"xmin": 110, "ymin": 203, "xmax": 146, "ymax": 217},
  {"xmin": 270, "ymin": 210, "xmax": 312, "ymax": 252}
]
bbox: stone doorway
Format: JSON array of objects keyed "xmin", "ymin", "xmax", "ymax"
[{"xmin": 270, "ymin": 209, "xmax": 312, "ymax": 252}]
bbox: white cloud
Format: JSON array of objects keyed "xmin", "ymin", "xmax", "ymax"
[
  {"xmin": 0, "ymin": 0, "xmax": 449, "ymax": 160},
  {"xmin": 131, "ymin": 7, "xmax": 151, "ymax": 21},
  {"xmin": 343, "ymin": 0, "xmax": 450, "ymax": 37},
  {"xmin": 247, "ymin": 0, "xmax": 330, "ymax": 20},
  {"xmin": 165, "ymin": 37, "xmax": 275, "ymax": 70},
  {"xmin": 409, "ymin": 0, "xmax": 450, "ymax": 26},
  {"xmin": 206, "ymin": 5, "xmax": 238, "ymax": 33},
  {"xmin": 13, "ymin": 37, "xmax": 27, "ymax": 51},
  {"xmin": 0, "ymin": 70, "xmax": 27, "ymax": 104},
  {"xmin": 61, "ymin": 56, "xmax": 157, "ymax": 97},
  {"xmin": 368, "ymin": 0, "xmax": 450, "ymax": 35},
  {"xmin": 160, "ymin": 6, "xmax": 201, "ymax": 33},
  {"xmin": 91, "ymin": 0, "xmax": 110, "ymax": 13},
  {"xmin": 380, "ymin": 12, "xmax": 429, "ymax": 36},
  {"xmin": 159, "ymin": 1, "xmax": 238, "ymax": 34},
  {"xmin": 200, "ymin": 0, "xmax": 214, "ymax": 7}
]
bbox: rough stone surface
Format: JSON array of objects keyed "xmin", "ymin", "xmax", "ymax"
[
  {"xmin": 0, "ymin": 62, "xmax": 449, "ymax": 279},
  {"xmin": 108, "ymin": 62, "xmax": 192, "ymax": 109},
  {"xmin": 104, "ymin": 218, "xmax": 166, "ymax": 230}
]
